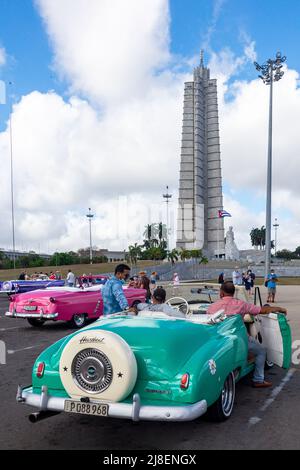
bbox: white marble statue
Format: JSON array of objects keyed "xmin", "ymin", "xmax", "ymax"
[{"xmin": 225, "ymin": 226, "xmax": 240, "ymax": 261}]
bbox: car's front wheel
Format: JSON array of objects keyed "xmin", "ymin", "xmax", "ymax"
[
  {"xmin": 27, "ymin": 318, "xmax": 46, "ymax": 328},
  {"xmin": 208, "ymin": 371, "xmax": 236, "ymax": 422},
  {"xmin": 68, "ymin": 313, "xmax": 87, "ymax": 329}
]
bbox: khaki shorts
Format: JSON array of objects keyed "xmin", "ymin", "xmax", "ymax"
[{"xmin": 268, "ymin": 287, "xmax": 276, "ymax": 294}]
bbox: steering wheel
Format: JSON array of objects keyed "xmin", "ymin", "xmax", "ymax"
[{"xmin": 166, "ymin": 297, "xmax": 190, "ymax": 316}]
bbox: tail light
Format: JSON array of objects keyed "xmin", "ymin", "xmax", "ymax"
[
  {"xmin": 180, "ymin": 373, "xmax": 190, "ymax": 390},
  {"xmin": 9, "ymin": 295, "xmax": 16, "ymax": 302},
  {"xmin": 37, "ymin": 362, "xmax": 45, "ymax": 378},
  {"xmin": 49, "ymin": 297, "xmax": 56, "ymax": 303}
]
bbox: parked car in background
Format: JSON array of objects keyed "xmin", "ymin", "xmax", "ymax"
[
  {"xmin": 6, "ymin": 285, "xmax": 146, "ymax": 328},
  {"xmin": 0, "ymin": 278, "xmax": 65, "ymax": 295},
  {"xmin": 76, "ymin": 275, "xmax": 108, "ymax": 287}
]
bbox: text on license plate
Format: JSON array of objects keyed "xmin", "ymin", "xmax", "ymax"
[
  {"xmin": 64, "ymin": 400, "xmax": 109, "ymax": 417},
  {"xmin": 24, "ymin": 306, "xmax": 37, "ymax": 311}
]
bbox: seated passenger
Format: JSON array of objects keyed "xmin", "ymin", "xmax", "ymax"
[
  {"xmin": 206, "ymin": 281, "xmax": 287, "ymax": 388},
  {"xmin": 136, "ymin": 287, "xmax": 185, "ymax": 318}
]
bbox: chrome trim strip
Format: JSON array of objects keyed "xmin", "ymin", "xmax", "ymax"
[
  {"xmin": 5, "ymin": 311, "xmax": 59, "ymax": 319},
  {"xmin": 18, "ymin": 387, "xmax": 207, "ymax": 422}
]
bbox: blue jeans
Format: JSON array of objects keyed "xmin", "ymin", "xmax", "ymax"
[{"xmin": 248, "ymin": 336, "xmax": 267, "ymax": 383}]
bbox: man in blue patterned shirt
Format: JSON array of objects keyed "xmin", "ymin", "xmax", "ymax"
[{"xmin": 102, "ymin": 264, "xmax": 132, "ymax": 315}]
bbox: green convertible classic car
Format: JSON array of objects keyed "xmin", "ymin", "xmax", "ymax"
[{"xmin": 17, "ymin": 288, "xmax": 292, "ymax": 423}]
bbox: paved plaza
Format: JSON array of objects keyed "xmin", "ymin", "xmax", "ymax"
[{"xmin": 0, "ymin": 285, "xmax": 299, "ymax": 450}]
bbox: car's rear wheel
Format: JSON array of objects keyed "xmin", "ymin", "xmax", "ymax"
[
  {"xmin": 69, "ymin": 313, "xmax": 87, "ymax": 329},
  {"xmin": 27, "ymin": 318, "xmax": 46, "ymax": 328},
  {"xmin": 265, "ymin": 360, "xmax": 274, "ymax": 369},
  {"xmin": 208, "ymin": 371, "xmax": 235, "ymax": 422}
]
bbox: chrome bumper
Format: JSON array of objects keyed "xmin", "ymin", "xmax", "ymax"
[
  {"xmin": 17, "ymin": 385, "xmax": 207, "ymax": 422},
  {"xmin": 6, "ymin": 311, "xmax": 58, "ymax": 320}
]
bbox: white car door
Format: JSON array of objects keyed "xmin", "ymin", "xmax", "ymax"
[{"xmin": 255, "ymin": 313, "xmax": 291, "ymax": 368}]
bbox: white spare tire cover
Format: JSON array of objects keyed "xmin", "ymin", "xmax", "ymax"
[{"xmin": 59, "ymin": 329, "xmax": 137, "ymax": 402}]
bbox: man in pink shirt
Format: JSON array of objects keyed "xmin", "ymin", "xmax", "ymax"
[{"xmin": 207, "ymin": 281, "xmax": 287, "ymax": 388}]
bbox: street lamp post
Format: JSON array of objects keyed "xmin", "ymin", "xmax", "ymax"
[
  {"xmin": 273, "ymin": 218, "xmax": 279, "ymax": 257},
  {"xmin": 8, "ymin": 82, "xmax": 16, "ymax": 269},
  {"xmin": 163, "ymin": 186, "xmax": 172, "ymax": 250},
  {"xmin": 86, "ymin": 208, "xmax": 94, "ymax": 264},
  {"xmin": 254, "ymin": 51, "xmax": 286, "ymax": 278}
]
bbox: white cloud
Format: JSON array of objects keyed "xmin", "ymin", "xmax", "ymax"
[
  {"xmin": 37, "ymin": 0, "xmax": 171, "ymax": 106},
  {"xmin": 1, "ymin": 2, "xmax": 299, "ymax": 256},
  {"xmin": 0, "ymin": 0, "xmax": 186, "ymax": 252},
  {"xmin": 202, "ymin": 0, "xmax": 227, "ymax": 52}
]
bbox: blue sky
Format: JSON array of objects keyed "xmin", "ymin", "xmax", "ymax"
[
  {"xmin": 0, "ymin": 0, "xmax": 300, "ymax": 253},
  {"xmin": 0, "ymin": 0, "xmax": 65, "ymax": 129},
  {"xmin": 1, "ymin": 0, "xmax": 299, "ymax": 120},
  {"xmin": 169, "ymin": 0, "xmax": 300, "ymax": 69}
]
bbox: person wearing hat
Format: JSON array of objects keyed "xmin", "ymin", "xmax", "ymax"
[{"xmin": 135, "ymin": 287, "xmax": 185, "ymax": 318}]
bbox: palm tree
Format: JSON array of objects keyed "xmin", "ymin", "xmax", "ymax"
[
  {"xmin": 143, "ymin": 224, "xmax": 159, "ymax": 248},
  {"xmin": 250, "ymin": 226, "xmax": 267, "ymax": 250},
  {"xmin": 143, "ymin": 224, "xmax": 158, "ymax": 241},
  {"xmin": 179, "ymin": 248, "xmax": 191, "ymax": 262},
  {"xmin": 157, "ymin": 222, "xmax": 167, "ymax": 242},
  {"xmin": 143, "ymin": 224, "xmax": 152, "ymax": 241},
  {"xmin": 127, "ymin": 243, "xmax": 142, "ymax": 266},
  {"xmin": 166, "ymin": 249, "xmax": 179, "ymax": 265}
]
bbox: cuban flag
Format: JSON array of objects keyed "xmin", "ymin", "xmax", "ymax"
[{"xmin": 218, "ymin": 210, "xmax": 232, "ymax": 218}]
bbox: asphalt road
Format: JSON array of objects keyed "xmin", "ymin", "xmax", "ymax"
[{"xmin": 0, "ymin": 287, "xmax": 300, "ymax": 450}]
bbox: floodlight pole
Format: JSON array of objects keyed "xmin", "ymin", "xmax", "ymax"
[
  {"xmin": 265, "ymin": 62, "xmax": 273, "ymax": 278},
  {"xmin": 86, "ymin": 208, "xmax": 94, "ymax": 264},
  {"xmin": 254, "ymin": 52, "xmax": 286, "ymax": 278},
  {"xmin": 8, "ymin": 82, "xmax": 16, "ymax": 269},
  {"xmin": 163, "ymin": 186, "xmax": 172, "ymax": 250}
]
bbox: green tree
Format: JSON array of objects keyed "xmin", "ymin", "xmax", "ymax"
[
  {"xmin": 179, "ymin": 249, "xmax": 191, "ymax": 262},
  {"xmin": 276, "ymin": 249, "xmax": 294, "ymax": 260},
  {"xmin": 127, "ymin": 243, "xmax": 142, "ymax": 266},
  {"xmin": 250, "ymin": 226, "xmax": 266, "ymax": 250},
  {"xmin": 294, "ymin": 246, "xmax": 300, "ymax": 258},
  {"xmin": 166, "ymin": 248, "xmax": 179, "ymax": 265},
  {"xmin": 141, "ymin": 247, "xmax": 166, "ymax": 261},
  {"xmin": 49, "ymin": 251, "xmax": 79, "ymax": 266},
  {"xmin": 157, "ymin": 222, "xmax": 167, "ymax": 242}
]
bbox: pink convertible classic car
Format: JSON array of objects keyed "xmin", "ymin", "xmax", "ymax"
[{"xmin": 5, "ymin": 285, "xmax": 146, "ymax": 328}]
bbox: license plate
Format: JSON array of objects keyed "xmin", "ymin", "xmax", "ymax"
[
  {"xmin": 64, "ymin": 400, "xmax": 109, "ymax": 417},
  {"xmin": 24, "ymin": 306, "xmax": 37, "ymax": 311}
]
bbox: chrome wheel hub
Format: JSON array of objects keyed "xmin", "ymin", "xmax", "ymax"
[
  {"xmin": 74, "ymin": 314, "xmax": 85, "ymax": 326},
  {"xmin": 221, "ymin": 374, "xmax": 235, "ymax": 416},
  {"xmin": 72, "ymin": 349, "xmax": 113, "ymax": 393}
]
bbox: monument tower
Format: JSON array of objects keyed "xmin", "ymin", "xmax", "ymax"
[{"xmin": 176, "ymin": 51, "xmax": 225, "ymax": 257}]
